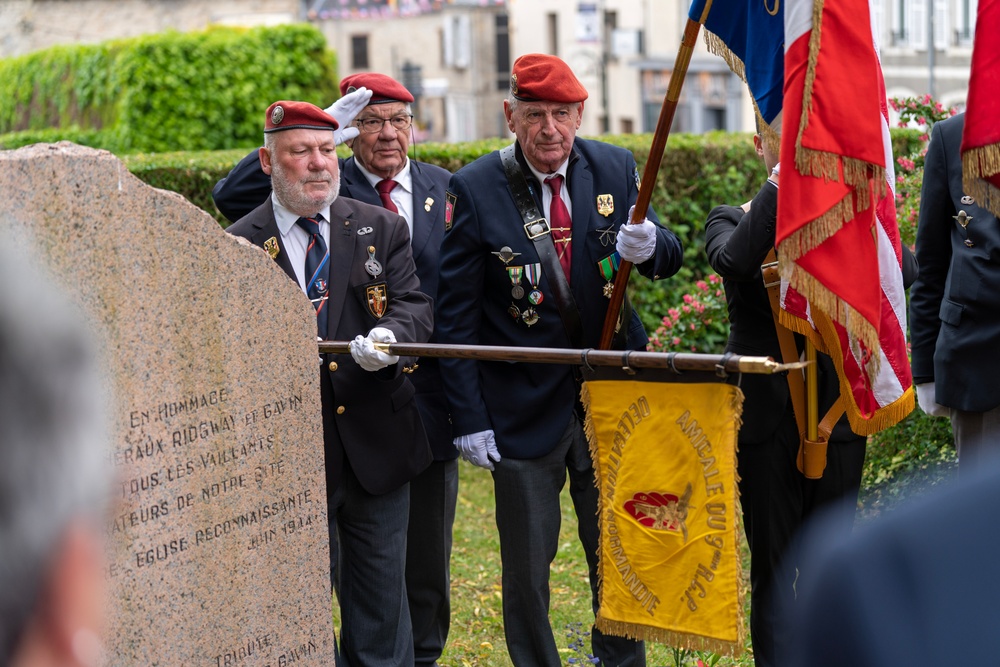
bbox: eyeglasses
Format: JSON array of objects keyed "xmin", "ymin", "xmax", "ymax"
[{"xmin": 354, "ymin": 115, "xmax": 414, "ymax": 134}]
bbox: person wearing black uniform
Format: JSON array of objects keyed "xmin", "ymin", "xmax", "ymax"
[{"xmin": 704, "ymin": 132, "xmax": 917, "ymax": 667}]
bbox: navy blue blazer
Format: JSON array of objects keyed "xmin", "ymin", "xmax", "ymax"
[
  {"xmin": 910, "ymin": 113, "xmax": 1000, "ymax": 412},
  {"xmin": 214, "ymin": 152, "xmax": 458, "ymax": 460},
  {"xmin": 436, "ymin": 139, "xmax": 683, "ymax": 459}
]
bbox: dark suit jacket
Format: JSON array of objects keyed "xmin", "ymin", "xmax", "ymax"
[
  {"xmin": 436, "ymin": 139, "xmax": 683, "ymax": 459},
  {"xmin": 226, "ymin": 196, "xmax": 434, "ymax": 494},
  {"xmin": 214, "ymin": 151, "xmax": 457, "ymax": 460},
  {"xmin": 910, "ymin": 113, "xmax": 1000, "ymax": 412},
  {"xmin": 705, "ymin": 181, "xmax": 918, "ymax": 443}
]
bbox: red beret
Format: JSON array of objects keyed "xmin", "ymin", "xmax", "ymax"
[
  {"xmin": 264, "ymin": 100, "xmax": 339, "ymax": 133},
  {"xmin": 340, "ymin": 73, "xmax": 415, "ymax": 105},
  {"xmin": 510, "ymin": 54, "xmax": 588, "ymax": 104}
]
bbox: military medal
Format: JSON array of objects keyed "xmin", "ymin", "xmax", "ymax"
[
  {"xmin": 597, "ymin": 194, "xmax": 614, "ymax": 217},
  {"xmin": 263, "ymin": 236, "xmax": 280, "ymax": 259},
  {"xmin": 492, "ymin": 245, "xmax": 522, "ymax": 265},
  {"xmin": 954, "ymin": 210, "xmax": 972, "ymax": 228},
  {"xmin": 962, "ymin": 195, "xmax": 975, "ymax": 205},
  {"xmin": 598, "ymin": 251, "xmax": 621, "ymax": 299},
  {"xmin": 508, "ymin": 303, "xmax": 521, "ymax": 320},
  {"xmin": 365, "ymin": 245, "xmax": 383, "ymax": 278},
  {"xmin": 425, "ymin": 197, "xmax": 434, "ymax": 212},
  {"xmin": 524, "ymin": 263, "xmax": 544, "ymax": 305},
  {"xmin": 508, "ymin": 266, "xmax": 524, "ymax": 299},
  {"xmin": 521, "ymin": 307, "xmax": 539, "ymax": 327}
]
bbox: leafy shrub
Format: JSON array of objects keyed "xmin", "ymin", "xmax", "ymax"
[
  {"xmin": 889, "ymin": 95, "xmax": 959, "ymax": 247},
  {"xmin": 0, "ymin": 24, "xmax": 338, "ymax": 153},
  {"xmin": 859, "ymin": 408, "xmax": 956, "ymax": 519},
  {"xmin": 646, "ymin": 275, "xmax": 729, "ymax": 354}
]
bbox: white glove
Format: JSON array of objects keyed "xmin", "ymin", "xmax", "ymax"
[
  {"xmin": 454, "ymin": 429, "xmax": 501, "ymax": 471},
  {"xmin": 325, "ymin": 86, "xmax": 374, "ymax": 146},
  {"xmin": 348, "ymin": 327, "xmax": 399, "ymax": 372},
  {"xmin": 916, "ymin": 382, "xmax": 950, "ymax": 418},
  {"xmin": 616, "ymin": 206, "xmax": 658, "ymax": 263}
]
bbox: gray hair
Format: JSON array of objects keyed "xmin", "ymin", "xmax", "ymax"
[
  {"xmin": 507, "ymin": 82, "xmax": 519, "ymax": 114},
  {"xmin": 0, "ymin": 246, "xmax": 109, "ymax": 662}
]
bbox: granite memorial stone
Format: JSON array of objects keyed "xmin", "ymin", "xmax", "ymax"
[{"xmin": 0, "ymin": 143, "xmax": 336, "ymax": 666}]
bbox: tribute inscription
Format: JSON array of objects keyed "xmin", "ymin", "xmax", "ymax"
[{"xmin": 0, "ymin": 143, "xmax": 335, "ymax": 665}]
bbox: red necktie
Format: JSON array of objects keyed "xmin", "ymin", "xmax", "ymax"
[
  {"xmin": 376, "ymin": 179, "xmax": 399, "ymax": 214},
  {"xmin": 544, "ymin": 175, "xmax": 572, "ymax": 280}
]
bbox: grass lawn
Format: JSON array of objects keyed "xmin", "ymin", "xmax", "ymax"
[
  {"xmin": 331, "ymin": 463, "xmax": 754, "ymax": 667},
  {"xmin": 333, "ymin": 410, "xmax": 957, "ymax": 667}
]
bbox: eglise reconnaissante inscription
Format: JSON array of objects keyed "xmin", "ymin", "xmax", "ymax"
[{"xmin": 0, "ymin": 143, "xmax": 335, "ymax": 666}]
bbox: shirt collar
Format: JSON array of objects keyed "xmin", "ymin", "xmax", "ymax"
[
  {"xmin": 525, "ymin": 157, "xmax": 569, "ymax": 188},
  {"xmin": 355, "ymin": 158, "xmax": 412, "ymax": 195},
  {"xmin": 271, "ymin": 194, "xmax": 332, "ymax": 237}
]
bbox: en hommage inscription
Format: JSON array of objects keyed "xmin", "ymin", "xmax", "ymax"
[{"xmin": 0, "ymin": 143, "xmax": 335, "ymax": 666}]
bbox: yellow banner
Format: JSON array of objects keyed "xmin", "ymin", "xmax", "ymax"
[{"xmin": 582, "ymin": 380, "xmax": 745, "ymax": 655}]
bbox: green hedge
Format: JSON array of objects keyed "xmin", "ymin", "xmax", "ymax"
[
  {"xmin": 120, "ymin": 133, "xmax": 762, "ymax": 331},
  {"xmin": 0, "ymin": 24, "xmax": 338, "ymax": 153},
  {"xmin": 117, "ymin": 129, "xmax": 924, "ymax": 332}
]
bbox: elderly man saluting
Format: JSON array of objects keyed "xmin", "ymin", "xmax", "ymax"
[
  {"xmin": 225, "ymin": 101, "xmax": 433, "ymax": 667},
  {"xmin": 436, "ymin": 54, "xmax": 683, "ymax": 666}
]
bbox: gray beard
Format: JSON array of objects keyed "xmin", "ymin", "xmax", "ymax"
[{"xmin": 272, "ymin": 165, "xmax": 340, "ymax": 217}]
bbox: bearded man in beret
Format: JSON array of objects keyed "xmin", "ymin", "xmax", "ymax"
[
  {"xmin": 435, "ymin": 53, "xmax": 683, "ymax": 667},
  {"xmin": 225, "ymin": 100, "xmax": 434, "ymax": 667},
  {"xmin": 215, "ymin": 75, "xmax": 457, "ymax": 666}
]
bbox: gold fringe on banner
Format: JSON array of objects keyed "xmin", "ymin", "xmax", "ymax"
[
  {"xmin": 809, "ymin": 309, "xmax": 914, "ymax": 434},
  {"xmin": 777, "ymin": 267, "xmax": 882, "ymax": 377},
  {"xmin": 704, "ymin": 31, "xmax": 746, "ymax": 82},
  {"xmin": 794, "ymin": 0, "xmax": 885, "ymax": 210},
  {"xmin": 776, "ymin": 193, "xmax": 855, "ymax": 264},
  {"xmin": 963, "ymin": 143, "xmax": 1000, "ymax": 218}
]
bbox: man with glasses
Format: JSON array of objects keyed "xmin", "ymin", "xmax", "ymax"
[
  {"xmin": 435, "ymin": 53, "xmax": 682, "ymax": 667},
  {"xmin": 213, "ymin": 74, "xmax": 457, "ymax": 667}
]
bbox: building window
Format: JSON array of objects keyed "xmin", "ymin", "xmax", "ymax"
[
  {"xmin": 620, "ymin": 118, "xmax": 634, "ymax": 134},
  {"xmin": 351, "ymin": 35, "xmax": 369, "ymax": 69},
  {"xmin": 954, "ymin": 0, "xmax": 977, "ymax": 44},
  {"xmin": 547, "ymin": 12, "xmax": 559, "ymax": 56},
  {"xmin": 496, "ymin": 14, "xmax": 511, "ymax": 91}
]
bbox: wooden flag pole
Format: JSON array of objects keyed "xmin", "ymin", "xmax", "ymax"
[
  {"xmin": 598, "ymin": 16, "xmax": 704, "ymax": 350},
  {"xmin": 317, "ymin": 340, "xmax": 810, "ymax": 376}
]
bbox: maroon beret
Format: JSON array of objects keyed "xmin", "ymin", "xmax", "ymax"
[
  {"xmin": 510, "ymin": 54, "xmax": 588, "ymax": 104},
  {"xmin": 340, "ymin": 72, "xmax": 415, "ymax": 105},
  {"xmin": 264, "ymin": 100, "xmax": 339, "ymax": 133}
]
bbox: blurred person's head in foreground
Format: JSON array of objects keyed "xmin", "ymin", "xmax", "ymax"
[{"xmin": 0, "ymin": 245, "xmax": 110, "ymax": 667}]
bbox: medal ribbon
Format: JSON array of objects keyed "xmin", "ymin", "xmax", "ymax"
[
  {"xmin": 524, "ymin": 263, "xmax": 541, "ymax": 287},
  {"xmin": 597, "ymin": 251, "xmax": 621, "ymax": 282},
  {"xmin": 507, "ymin": 265, "xmax": 524, "ymax": 287}
]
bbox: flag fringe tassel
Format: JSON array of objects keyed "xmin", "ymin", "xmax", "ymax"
[
  {"xmin": 962, "ymin": 143, "xmax": 1000, "ymax": 218},
  {"xmin": 704, "ymin": 31, "xmax": 746, "ymax": 82},
  {"xmin": 811, "ymin": 310, "xmax": 914, "ymax": 434},
  {"xmin": 777, "ymin": 194, "xmax": 855, "ymax": 263},
  {"xmin": 777, "ymin": 268, "xmax": 881, "ymax": 374},
  {"xmin": 795, "ymin": 0, "xmax": 886, "ymax": 207},
  {"xmin": 594, "ymin": 616, "xmax": 746, "ymax": 657}
]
